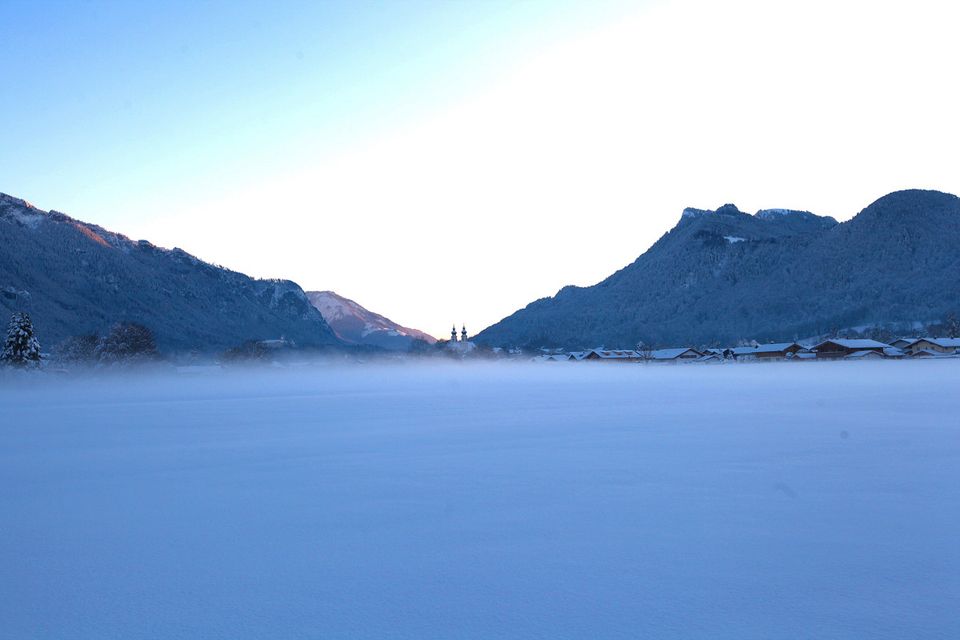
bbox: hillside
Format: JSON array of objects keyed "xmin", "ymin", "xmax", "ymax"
[
  {"xmin": 306, "ymin": 291, "xmax": 435, "ymax": 350},
  {"xmin": 0, "ymin": 193, "xmax": 340, "ymax": 352},
  {"xmin": 475, "ymin": 189, "xmax": 960, "ymax": 348}
]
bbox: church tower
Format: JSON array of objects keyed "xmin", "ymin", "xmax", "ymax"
[
  {"xmin": 461, "ymin": 325, "xmax": 468, "ymax": 343},
  {"xmin": 451, "ymin": 325, "xmax": 458, "ymax": 343}
]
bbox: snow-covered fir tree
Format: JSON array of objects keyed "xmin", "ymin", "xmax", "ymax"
[{"xmin": 1, "ymin": 312, "xmax": 41, "ymax": 367}]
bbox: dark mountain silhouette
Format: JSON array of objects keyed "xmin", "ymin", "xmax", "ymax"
[
  {"xmin": 475, "ymin": 189, "xmax": 960, "ymax": 348},
  {"xmin": 0, "ymin": 193, "xmax": 340, "ymax": 352}
]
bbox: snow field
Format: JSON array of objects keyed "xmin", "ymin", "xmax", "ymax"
[{"xmin": 0, "ymin": 361, "xmax": 958, "ymax": 639}]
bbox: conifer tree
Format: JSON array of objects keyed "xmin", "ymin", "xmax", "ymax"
[
  {"xmin": 95, "ymin": 322, "xmax": 158, "ymax": 362},
  {"xmin": 1, "ymin": 312, "xmax": 41, "ymax": 367}
]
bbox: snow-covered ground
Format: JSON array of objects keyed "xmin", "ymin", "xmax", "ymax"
[{"xmin": 1, "ymin": 361, "xmax": 958, "ymax": 639}]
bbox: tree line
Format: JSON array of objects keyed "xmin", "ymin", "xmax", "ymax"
[{"xmin": 1, "ymin": 311, "xmax": 158, "ymax": 367}]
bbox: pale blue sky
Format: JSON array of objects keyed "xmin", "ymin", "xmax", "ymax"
[
  {"xmin": 2, "ymin": 0, "xmax": 636, "ymax": 217},
  {"xmin": 3, "ymin": 1, "xmax": 958, "ymax": 338}
]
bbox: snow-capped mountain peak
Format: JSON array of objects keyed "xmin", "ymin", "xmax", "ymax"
[{"xmin": 306, "ymin": 291, "xmax": 436, "ymax": 350}]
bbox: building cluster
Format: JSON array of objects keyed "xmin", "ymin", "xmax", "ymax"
[
  {"xmin": 532, "ymin": 337, "xmax": 960, "ymax": 364},
  {"xmin": 445, "ymin": 324, "xmax": 476, "ymax": 354}
]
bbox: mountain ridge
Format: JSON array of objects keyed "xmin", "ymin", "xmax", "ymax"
[
  {"xmin": 475, "ymin": 189, "xmax": 960, "ymax": 348},
  {"xmin": 306, "ymin": 290, "xmax": 436, "ymax": 350},
  {"xmin": 0, "ymin": 192, "xmax": 341, "ymax": 353}
]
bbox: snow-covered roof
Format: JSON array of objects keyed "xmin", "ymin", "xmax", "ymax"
[
  {"xmin": 909, "ymin": 349, "xmax": 959, "ymax": 358},
  {"xmin": 845, "ymin": 350, "xmax": 884, "ymax": 359},
  {"xmin": 882, "ymin": 347, "xmax": 904, "ymax": 357},
  {"xmin": 585, "ymin": 349, "xmax": 640, "ymax": 359},
  {"xmin": 927, "ymin": 337, "xmax": 960, "ymax": 349},
  {"xmin": 650, "ymin": 347, "xmax": 700, "ymax": 360},
  {"xmin": 532, "ymin": 354, "xmax": 572, "ymax": 362},
  {"xmin": 814, "ymin": 339, "xmax": 890, "ymax": 350},
  {"xmin": 732, "ymin": 342, "xmax": 800, "ymax": 355},
  {"xmin": 892, "ymin": 338, "xmax": 920, "ymax": 346}
]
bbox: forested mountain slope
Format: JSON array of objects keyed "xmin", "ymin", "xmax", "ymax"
[
  {"xmin": 476, "ymin": 190, "xmax": 960, "ymax": 348},
  {"xmin": 0, "ymin": 193, "xmax": 340, "ymax": 352}
]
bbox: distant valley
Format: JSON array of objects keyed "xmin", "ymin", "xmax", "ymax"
[{"xmin": 3, "ymin": 188, "xmax": 958, "ymax": 356}]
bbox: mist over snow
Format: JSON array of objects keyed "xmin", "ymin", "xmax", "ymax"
[{"xmin": 1, "ymin": 361, "xmax": 958, "ymax": 638}]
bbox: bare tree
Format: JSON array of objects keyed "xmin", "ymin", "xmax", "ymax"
[{"xmin": 96, "ymin": 323, "xmax": 158, "ymax": 362}]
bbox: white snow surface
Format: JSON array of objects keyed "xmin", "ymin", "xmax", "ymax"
[
  {"xmin": 681, "ymin": 207, "xmax": 709, "ymax": 218},
  {"xmin": 756, "ymin": 208, "xmax": 794, "ymax": 218},
  {"xmin": 755, "ymin": 208, "xmax": 811, "ymax": 219},
  {"xmin": 1, "ymin": 362, "xmax": 958, "ymax": 638},
  {"xmin": 7, "ymin": 207, "xmax": 44, "ymax": 229},
  {"xmin": 723, "ymin": 235, "xmax": 746, "ymax": 243},
  {"xmin": 306, "ymin": 290, "xmax": 436, "ymax": 345}
]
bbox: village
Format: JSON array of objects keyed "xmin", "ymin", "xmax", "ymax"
[{"xmin": 530, "ymin": 337, "xmax": 960, "ymax": 364}]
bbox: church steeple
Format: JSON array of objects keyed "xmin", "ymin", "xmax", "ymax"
[
  {"xmin": 451, "ymin": 324, "xmax": 458, "ymax": 343},
  {"xmin": 461, "ymin": 325, "xmax": 468, "ymax": 343}
]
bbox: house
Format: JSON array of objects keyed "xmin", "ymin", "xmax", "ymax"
[
  {"xmin": 903, "ymin": 337, "xmax": 960, "ymax": 355},
  {"xmin": 890, "ymin": 338, "xmax": 920, "ymax": 349},
  {"xmin": 812, "ymin": 339, "xmax": 891, "ymax": 359},
  {"xmin": 845, "ymin": 349, "xmax": 886, "ymax": 360},
  {"xmin": 907, "ymin": 347, "xmax": 959, "ymax": 359},
  {"xmin": 582, "ymin": 349, "xmax": 642, "ymax": 362},
  {"xmin": 731, "ymin": 342, "xmax": 806, "ymax": 361},
  {"xmin": 532, "ymin": 353, "xmax": 573, "ymax": 363},
  {"xmin": 696, "ymin": 353, "xmax": 724, "ymax": 364},
  {"xmin": 649, "ymin": 347, "xmax": 702, "ymax": 363}
]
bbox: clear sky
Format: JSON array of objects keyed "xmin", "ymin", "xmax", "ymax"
[{"xmin": 3, "ymin": 0, "xmax": 958, "ymax": 339}]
